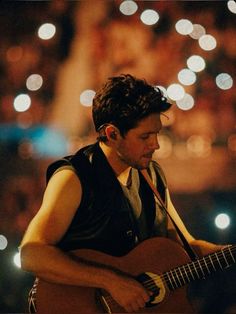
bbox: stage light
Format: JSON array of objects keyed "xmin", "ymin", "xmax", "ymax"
[
  {"xmin": 215, "ymin": 213, "xmax": 230, "ymax": 230},
  {"xmin": 119, "ymin": 0, "xmax": 138, "ymax": 16}
]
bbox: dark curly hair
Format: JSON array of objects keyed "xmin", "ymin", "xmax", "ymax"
[{"xmin": 92, "ymin": 74, "xmax": 171, "ymax": 140}]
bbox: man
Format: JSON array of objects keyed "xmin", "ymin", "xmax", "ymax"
[{"xmin": 20, "ymin": 74, "xmax": 225, "ymax": 313}]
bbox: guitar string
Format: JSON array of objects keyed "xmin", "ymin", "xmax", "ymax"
[{"xmin": 100, "ymin": 246, "xmax": 236, "ymax": 308}]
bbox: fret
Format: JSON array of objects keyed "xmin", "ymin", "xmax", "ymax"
[
  {"xmin": 228, "ymin": 246, "xmax": 235, "ymax": 263},
  {"xmin": 177, "ymin": 266, "xmax": 187, "ymax": 285},
  {"xmin": 203, "ymin": 256, "xmax": 211, "ymax": 274},
  {"xmin": 166, "ymin": 271, "xmax": 175, "ymax": 290},
  {"xmin": 182, "ymin": 265, "xmax": 191, "ymax": 283},
  {"xmin": 196, "ymin": 259, "xmax": 205, "ymax": 278},
  {"xmin": 160, "ymin": 245, "xmax": 236, "ymax": 294},
  {"xmin": 167, "ymin": 270, "xmax": 177, "ymax": 290},
  {"xmin": 187, "ymin": 263, "xmax": 195, "ymax": 280},
  {"xmin": 192, "ymin": 261, "xmax": 200, "ymax": 279},
  {"xmin": 173, "ymin": 269, "xmax": 180, "ymax": 287},
  {"xmin": 222, "ymin": 249, "xmax": 230, "ymax": 268},
  {"xmin": 215, "ymin": 252, "xmax": 223, "ymax": 269},
  {"xmin": 209, "ymin": 255, "xmax": 216, "ymax": 271}
]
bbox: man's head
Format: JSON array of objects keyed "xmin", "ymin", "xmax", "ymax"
[{"xmin": 92, "ymin": 74, "xmax": 171, "ymax": 141}]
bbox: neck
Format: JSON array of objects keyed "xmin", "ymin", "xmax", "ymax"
[{"xmin": 99, "ymin": 141, "xmax": 131, "ymax": 176}]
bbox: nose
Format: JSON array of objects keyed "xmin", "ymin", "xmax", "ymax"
[{"xmin": 149, "ymin": 135, "xmax": 160, "ymax": 150}]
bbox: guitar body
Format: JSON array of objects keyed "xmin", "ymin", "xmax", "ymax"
[{"xmin": 36, "ymin": 237, "xmax": 196, "ymax": 313}]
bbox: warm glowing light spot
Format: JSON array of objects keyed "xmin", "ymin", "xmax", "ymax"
[
  {"xmin": 187, "ymin": 135, "xmax": 212, "ymax": 157},
  {"xmin": 6, "ymin": 46, "xmax": 23, "ymax": 62}
]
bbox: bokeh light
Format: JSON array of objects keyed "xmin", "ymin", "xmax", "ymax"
[
  {"xmin": 38, "ymin": 23, "xmax": 56, "ymax": 40},
  {"xmin": 26, "ymin": 74, "xmax": 43, "ymax": 91},
  {"xmin": 199, "ymin": 34, "xmax": 217, "ymax": 51},
  {"xmin": 0, "ymin": 235, "xmax": 8, "ymax": 250},
  {"xmin": 215, "ymin": 213, "xmax": 230, "ymax": 229},
  {"xmin": 187, "ymin": 55, "xmax": 206, "ymax": 72},
  {"xmin": 13, "ymin": 94, "xmax": 31, "ymax": 112},
  {"xmin": 175, "ymin": 19, "xmax": 193, "ymax": 35},
  {"xmin": 189, "ymin": 24, "xmax": 206, "ymax": 39},
  {"xmin": 119, "ymin": 0, "xmax": 138, "ymax": 15},
  {"xmin": 140, "ymin": 9, "xmax": 159, "ymax": 25},
  {"xmin": 13, "ymin": 252, "xmax": 21, "ymax": 268},
  {"xmin": 216, "ymin": 73, "xmax": 233, "ymax": 90},
  {"xmin": 80, "ymin": 89, "xmax": 96, "ymax": 107},
  {"xmin": 167, "ymin": 83, "xmax": 185, "ymax": 101},
  {"xmin": 227, "ymin": 0, "xmax": 236, "ymax": 14},
  {"xmin": 178, "ymin": 68, "xmax": 196, "ymax": 86},
  {"xmin": 176, "ymin": 93, "xmax": 195, "ymax": 111}
]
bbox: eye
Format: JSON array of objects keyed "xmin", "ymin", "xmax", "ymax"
[{"xmin": 140, "ymin": 134, "xmax": 150, "ymax": 140}]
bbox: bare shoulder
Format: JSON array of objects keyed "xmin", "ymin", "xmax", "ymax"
[{"xmin": 21, "ymin": 168, "xmax": 82, "ymax": 246}]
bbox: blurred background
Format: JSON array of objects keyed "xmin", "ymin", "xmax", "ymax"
[{"xmin": 0, "ymin": 0, "xmax": 236, "ymax": 313}]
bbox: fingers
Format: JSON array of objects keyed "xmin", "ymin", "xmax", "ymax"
[{"xmin": 123, "ymin": 288, "xmax": 151, "ymax": 312}]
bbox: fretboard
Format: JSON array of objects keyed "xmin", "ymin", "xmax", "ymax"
[{"xmin": 163, "ymin": 244, "xmax": 236, "ymax": 290}]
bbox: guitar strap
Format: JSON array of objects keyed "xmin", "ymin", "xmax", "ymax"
[{"xmin": 141, "ymin": 169, "xmax": 198, "ymax": 261}]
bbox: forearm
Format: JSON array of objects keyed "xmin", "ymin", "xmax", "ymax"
[
  {"xmin": 190, "ymin": 239, "xmax": 226, "ymax": 257},
  {"xmin": 20, "ymin": 242, "xmax": 114, "ymax": 290}
]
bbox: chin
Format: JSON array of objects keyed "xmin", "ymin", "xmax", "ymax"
[{"xmin": 136, "ymin": 161, "xmax": 150, "ymax": 170}]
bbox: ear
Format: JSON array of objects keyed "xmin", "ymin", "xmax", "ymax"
[{"xmin": 105, "ymin": 125, "xmax": 119, "ymax": 141}]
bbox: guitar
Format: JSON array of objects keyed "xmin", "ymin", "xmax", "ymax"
[{"xmin": 36, "ymin": 237, "xmax": 235, "ymax": 314}]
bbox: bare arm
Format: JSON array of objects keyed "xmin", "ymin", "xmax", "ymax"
[
  {"xmin": 20, "ymin": 169, "xmax": 150, "ymax": 312},
  {"xmin": 166, "ymin": 189, "xmax": 225, "ymax": 257}
]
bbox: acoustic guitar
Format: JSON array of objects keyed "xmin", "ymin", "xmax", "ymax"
[{"xmin": 36, "ymin": 237, "xmax": 235, "ymax": 313}]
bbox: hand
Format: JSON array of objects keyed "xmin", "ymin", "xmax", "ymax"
[{"xmin": 106, "ymin": 272, "xmax": 152, "ymax": 312}]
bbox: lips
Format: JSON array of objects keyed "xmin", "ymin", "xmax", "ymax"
[{"xmin": 143, "ymin": 152, "xmax": 153, "ymax": 159}]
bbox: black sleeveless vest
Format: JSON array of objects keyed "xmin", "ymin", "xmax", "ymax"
[{"xmin": 46, "ymin": 142, "xmax": 168, "ymax": 256}]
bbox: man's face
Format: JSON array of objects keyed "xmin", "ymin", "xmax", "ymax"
[{"xmin": 115, "ymin": 113, "xmax": 162, "ymax": 169}]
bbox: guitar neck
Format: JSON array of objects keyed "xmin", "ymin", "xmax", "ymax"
[{"xmin": 163, "ymin": 244, "xmax": 236, "ymax": 291}]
